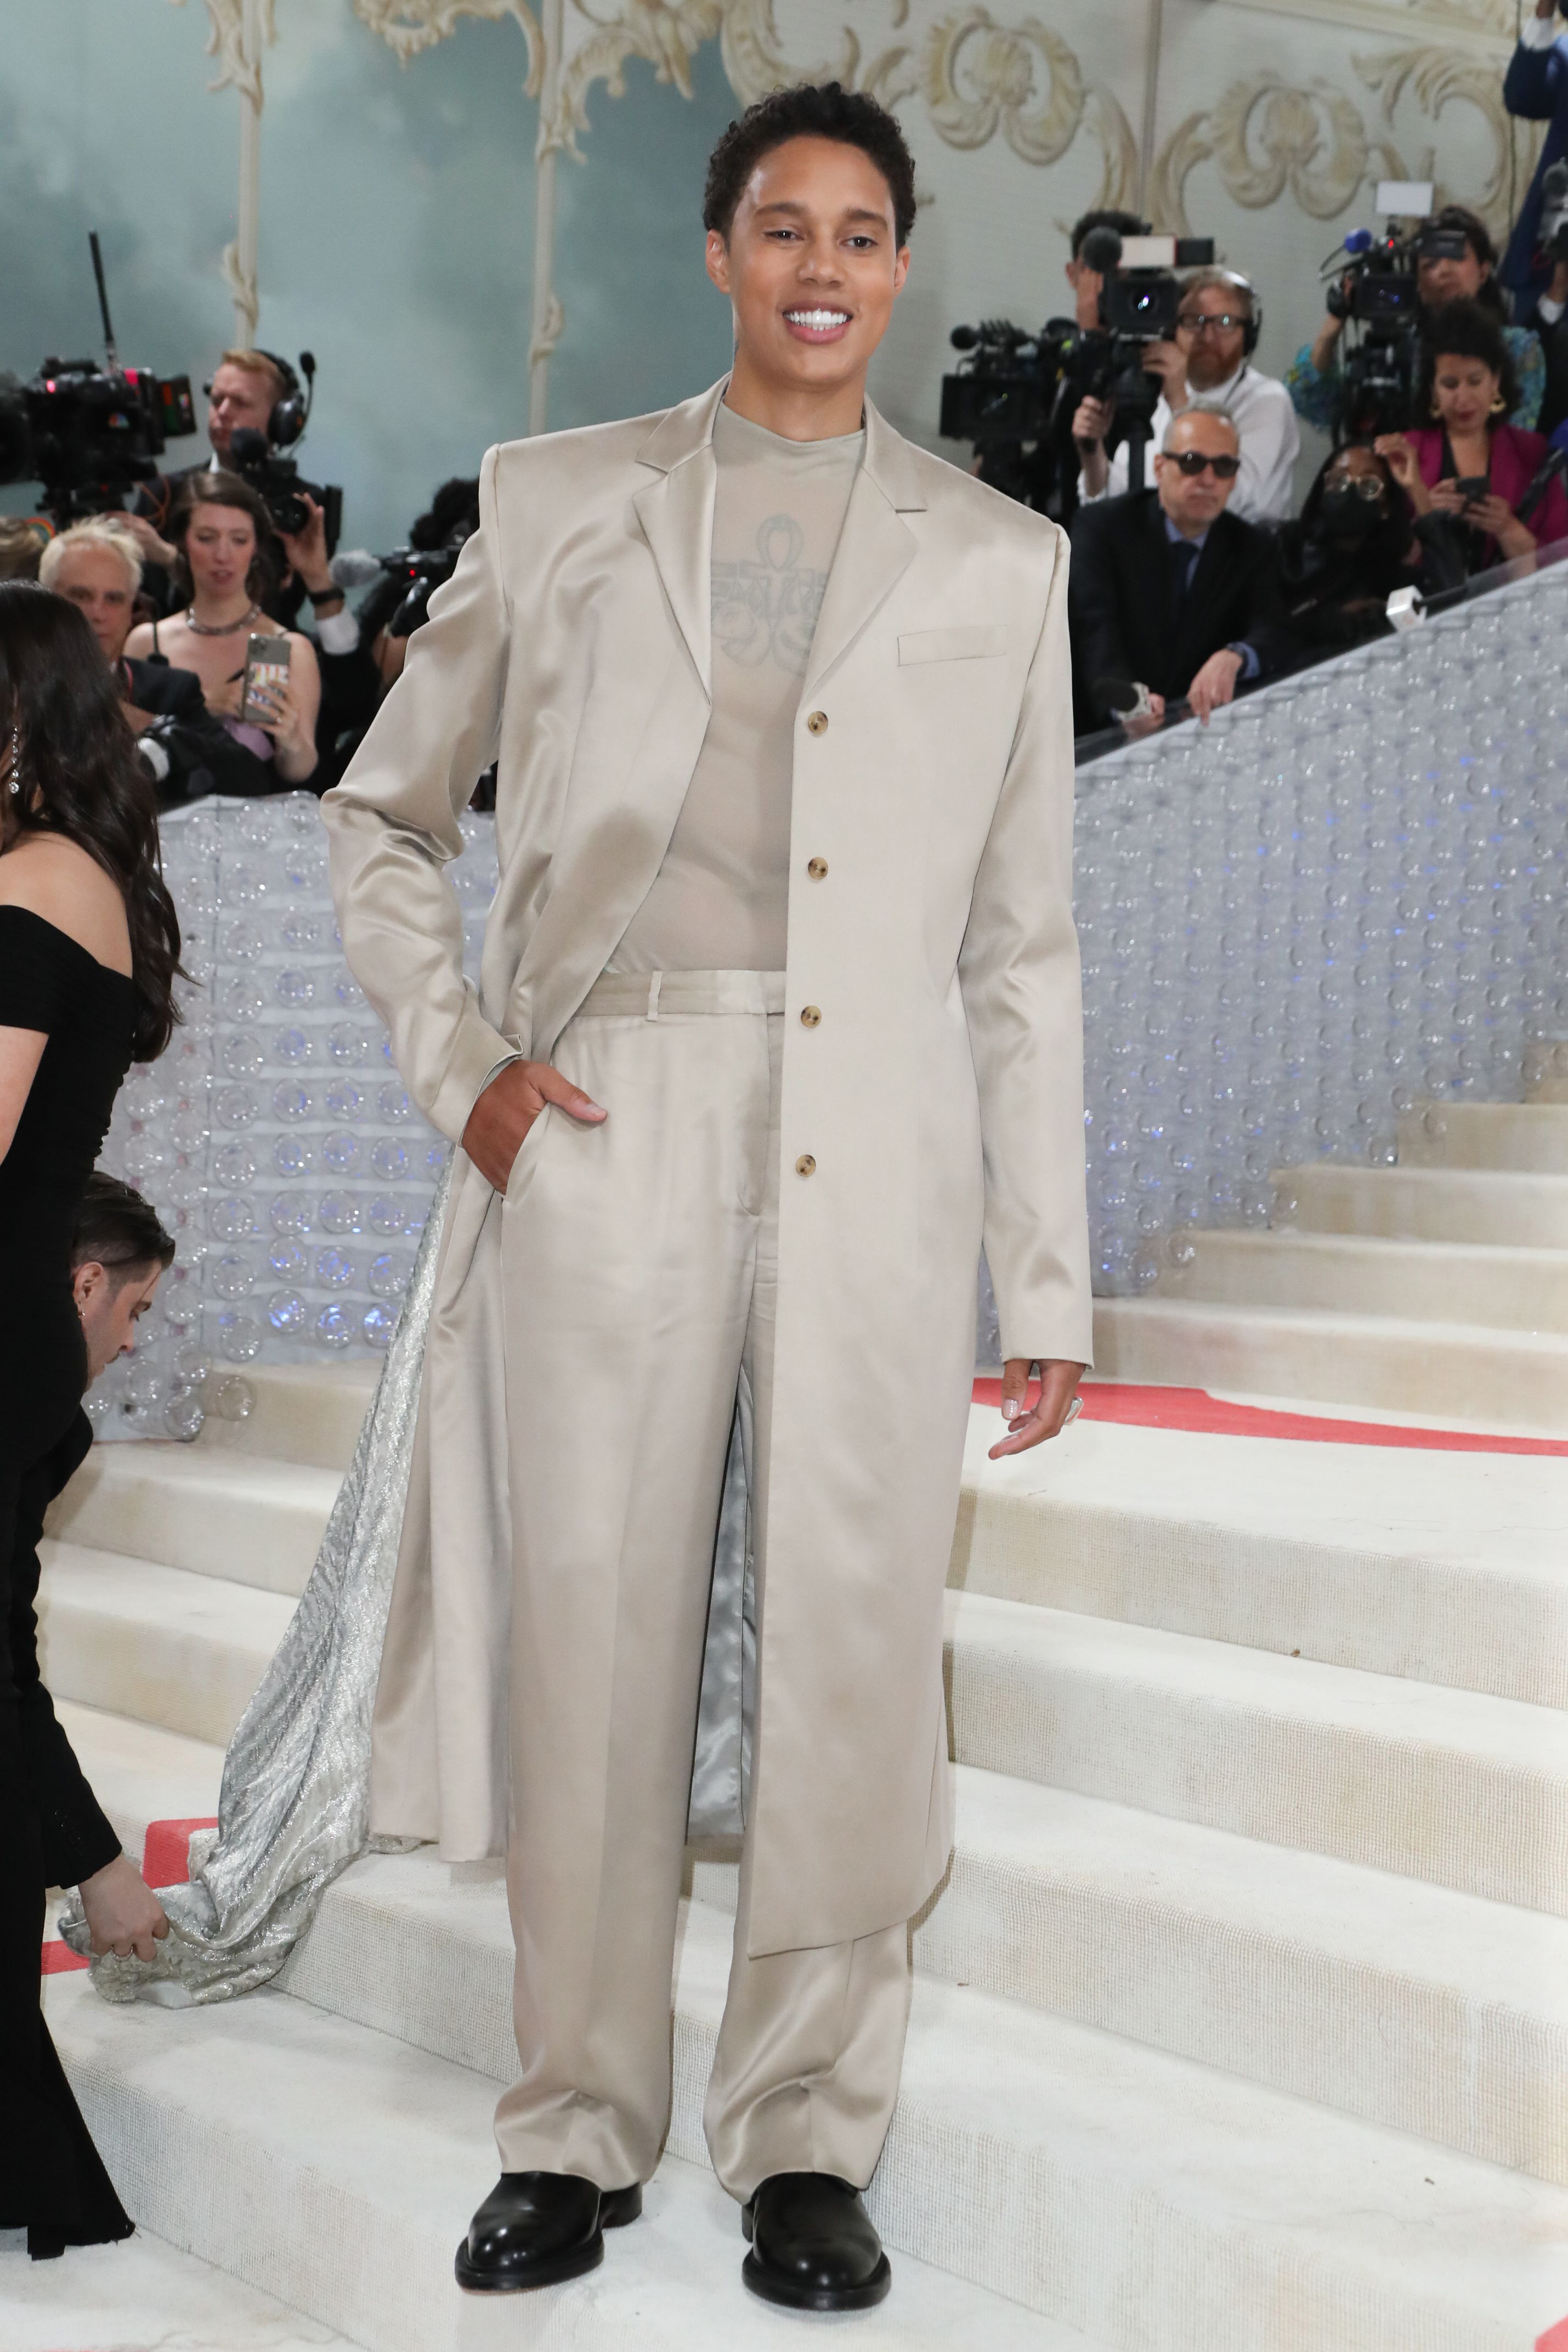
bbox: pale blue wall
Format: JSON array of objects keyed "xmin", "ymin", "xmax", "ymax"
[{"xmin": 1, "ymin": 0, "xmax": 735, "ymax": 553}]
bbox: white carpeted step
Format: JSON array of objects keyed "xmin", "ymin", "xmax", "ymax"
[
  {"xmin": 37, "ymin": 1541, "xmax": 1561, "ymax": 1914},
  {"xmin": 36, "ymin": 1545, "xmax": 292, "ymax": 1746},
  {"xmin": 0, "ymin": 2221, "xmax": 346, "ymax": 2351},
  {"xmin": 1398, "ymin": 1100, "xmax": 1568, "ymax": 1172},
  {"xmin": 947, "ymin": 1592, "xmax": 1568, "ymax": 1914},
  {"xmin": 52, "ymin": 1701, "xmax": 225, "ymax": 1865},
  {"xmin": 1278, "ymin": 1160, "xmax": 1568, "ymax": 1247},
  {"xmin": 48, "ymin": 1937, "xmax": 1568, "ymax": 2350},
  {"xmin": 47, "ymin": 1445, "xmax": 338, "ymax": 1597},
  {"xmin": 1158, "ymin": 1224, "xmax": 1568, "ymax": 1332},
  {"xmin": 197, "ymin": 1361, "xmax": 379, "ymax": 1472},
  {"xmin": 1091, "ymin": 1294, "xmax": 1568, "ymax": 1427},
  {"xmin": 281, "ymin": 1801, "xmax": 1567, "ymax": 2180},
  {"xmin": 46, "ymin": 1975, "xmax": 1105, "ymax": 2352},
  {"xmin": 954, "ymin": 1407, "xmax": 1568, "ymax": 1707}
]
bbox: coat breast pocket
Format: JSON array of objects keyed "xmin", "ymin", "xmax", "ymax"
[{"xmin": 897, "ymin": 625, "xmax": 1009, "ymax": 666}]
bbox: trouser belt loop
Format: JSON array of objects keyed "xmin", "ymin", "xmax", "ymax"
[{"xmin": 647, "ymin": 971, "xmax": 663, "ymax": 1021}]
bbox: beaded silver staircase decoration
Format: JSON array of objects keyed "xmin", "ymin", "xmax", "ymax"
[{"xmin": 90, "ymin": 562, "xmax": 1568, "ymax": 1435}]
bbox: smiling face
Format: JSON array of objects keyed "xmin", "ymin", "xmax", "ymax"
[
  {"xmin": 53, "ymin": 544, "xmax": 139, "ymax": 663},
  {"xmin": 1430, "ymin": 352, "xmax": 1501, "ymax": 439},
  {"xmin": 706, "ymin": 134, "xmax": 908, "ymax": 427},
  {"xmin": 184, "ymin": 503, "xmax": 257, "ymax": 603}
]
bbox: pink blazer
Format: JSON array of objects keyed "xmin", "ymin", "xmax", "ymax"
[{"xmin": 1409, "ymin": 421, "xmax": 1568, "ymax": 551}]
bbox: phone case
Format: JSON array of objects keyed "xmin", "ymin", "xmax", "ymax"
[{"xmin": 241, "ymin": 635, "xmax": 291, "ymax": 729}]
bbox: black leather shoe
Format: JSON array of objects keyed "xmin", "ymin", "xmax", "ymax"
[
  {"xmin": 454, "ymin": 2170, "xmax": 642, "ymax": 2292},
  {"xmin": 741, "ymin": 2172, "xmax": 891, "ymax": 2311}
]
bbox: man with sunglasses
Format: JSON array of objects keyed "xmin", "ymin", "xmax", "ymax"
[
  {"xmin": 1074, "ymin": 268, "xmax": 1299, "ymax": 523},
  {"xmin": 1068, "ymin": 404, "xmax": 1295, "ymax": 731}
]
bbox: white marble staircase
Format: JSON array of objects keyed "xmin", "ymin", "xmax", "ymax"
[
  {"xmin": 22, "ymin": 1088, "xmax": 1568, "ymax": 2349},
  {"xmin": 1096, "ymin": 1092, "xmax": 1568, "ymax": 1429}
]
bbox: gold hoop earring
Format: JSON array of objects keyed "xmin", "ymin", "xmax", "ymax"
[
  {"xmin": 1431, "ymin": 398, "xmax": 1442, "ymax": 418},
  {"xmin": 1490, "ymin": 393, "xmax": 1507, "ymax": 414}
]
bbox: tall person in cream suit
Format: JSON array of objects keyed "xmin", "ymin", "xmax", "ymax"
[{"xmin": 322, "ymin": 83, "xmax": 1091, "ymax": 2314}]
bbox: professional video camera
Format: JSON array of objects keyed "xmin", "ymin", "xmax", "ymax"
[
  {"xmin": 1319, "ymin": 180, "xmax": 1464, "ymax": 437},
  {"xmin": 225, "ymin": 350, "xmax": 342, "ymax": 553},
  {"xmin": 941, "ymin": 229, "xmax": 1215, "ymax": 512},
  {"xmin": 329, "ymin": 533, "xmax": 472, "ymax": 640},
  {"xmin": 0, "ymin": 234, "xmax": 196, "ymax": 524}
]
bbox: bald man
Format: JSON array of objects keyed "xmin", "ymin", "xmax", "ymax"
[{"xmin": 1068, "ymin": 404, "xmax": 1296, "ymax": 731}]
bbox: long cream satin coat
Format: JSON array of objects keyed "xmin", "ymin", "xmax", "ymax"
[{"xmin": 321, "ymin": 378, "xmax": 1091, "ymax": 1958}]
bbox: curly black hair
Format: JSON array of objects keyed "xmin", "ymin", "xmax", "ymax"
[
  {"xmin": 1419, "ymin": 298, "xmax": 1521, "ymax": 420},
  {"xmin": 703, "ymin": 82, "xmax": 916, "ymax": 248}
]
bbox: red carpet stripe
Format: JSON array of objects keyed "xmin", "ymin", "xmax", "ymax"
[
  {"xmin": 1535, "ymin": 2320, "xmax": 1568, "ymax": 2351},
  {"xmin": 973, "ymin": 1378, "xmax": 1568, "ymax": 1456}
]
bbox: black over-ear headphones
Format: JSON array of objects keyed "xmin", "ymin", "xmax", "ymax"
[
  {"xmin": 257, "ymin": 350, "xmax": 309, "ymax": 446},
  {"xmin": 202, "ymin": 349, "xmax": 312, "ymax": 446}
]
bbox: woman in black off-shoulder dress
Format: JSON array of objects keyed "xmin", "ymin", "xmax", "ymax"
[{"xmin": 0, "ymin": 584, "xmax": 184, "ymax": 2258}]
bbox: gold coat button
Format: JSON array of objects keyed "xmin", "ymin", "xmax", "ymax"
[
  {"xmin": 806, "ymin": 710, "xmax": 829, "ymax": 735},
  {"xmin": 807, "ymin": 857, "xmax": 828, "ymax": 879},
  {"xmin": 795, "ymin": 1153, "xmax": 817, "ymax": 1177},
  {"xmin": 800, "ymin": 1005, "xmax": 822, "ymax": 1028}
]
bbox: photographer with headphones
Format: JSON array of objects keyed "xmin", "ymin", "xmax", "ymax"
[
  {"xmin": 119, "ymin": 351, "xmax": 353, "ymax": 645},
  {"xmin": 1073, "ymin": 266, "xmax": 1300, "ymax": 523}
]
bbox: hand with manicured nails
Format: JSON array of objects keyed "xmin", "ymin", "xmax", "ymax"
[
  {"xmin": 988, "ymin": 1358, "xmax": 1085, "ymax": 1457},
  {"xmin": 461, "ymin": 1059, "xmax": 607, "ymax": 1192}
]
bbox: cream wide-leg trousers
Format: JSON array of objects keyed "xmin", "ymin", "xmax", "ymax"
[{"xmin": 491, "ymin": 970, "xmax": 911, "ymax": 2200}]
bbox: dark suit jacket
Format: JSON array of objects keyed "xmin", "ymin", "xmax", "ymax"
[
  {"xmin": 1068, "ymin": 490, "xmax": 1295, "ymax": 730},
  {"xmin": 5, "ymin": 1413, "xmax": 120, "ymax": 1890},
  {"xmin": 122, "ymin": 654, "xmax": 275, "ymax": 803},
  {"xmin": 1503, "ymin": 35, "xmax": 1568, "ymax": 302}
]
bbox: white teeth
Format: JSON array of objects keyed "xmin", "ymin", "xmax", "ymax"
[{"xmin": 785, "ymin": 309, "xmax": 850, "ymax": 329}]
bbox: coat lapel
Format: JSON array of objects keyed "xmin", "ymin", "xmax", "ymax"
[
  {"xmin": 803, "ymin": 399, "xmax": 925, "ymax": 697},
  {"xmin": 629, "ymin": 378, "xmax": 725, "ymax": 698},
  {"xmin": 502, "ymin": 384, "xmax": 727, "ymax": 1056}
]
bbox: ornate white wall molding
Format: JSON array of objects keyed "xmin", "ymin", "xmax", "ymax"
[
  {"xmin": 171, "ymin": 0, "xmax": 278, "ymax": 342},
  {"xmin": 162, "ymin": 0, "xmax": 1544, "ymax": 437},
  {"xmin": 353, "ymin": 0, "xmax": 544, "ymax": 88},
  {"xmin": 1150, "ymin": 44, "xmax": 1533, "ymax": 247}
]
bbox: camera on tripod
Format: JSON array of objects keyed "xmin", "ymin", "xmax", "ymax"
[
  {"xmin": 1321, "ymin": 180, "xmax": 1458, "ymax": 436},
  {"xmin": 0, "ymin": 234, "xmax": 197, "ymax": 524},
  {"xmin": 940, "ymin": 228, "xmax": 1215, "ymax": 510},
  {"xmin": 225, "ymin": 350, "xmax": 342, "ymax": 553}
]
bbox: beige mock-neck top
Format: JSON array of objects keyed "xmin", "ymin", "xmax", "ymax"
[{"xmin": 613, "ymin": 400, "xmax": 864, "ymax": 974}]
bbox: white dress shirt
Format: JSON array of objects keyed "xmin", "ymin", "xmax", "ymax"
[{"xmin": 1080, "ymin": 359, "xmax": 1301, "ymax": 524}]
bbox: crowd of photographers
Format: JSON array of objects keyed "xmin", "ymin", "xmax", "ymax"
[
  {"xmin": 1000, "ymin": 182, "xmax": 1568, "ymax": 737},
  {"xmin": 949, "ymin": 0, "xmax": 1568, "ymax": 739},
  {"xmin": 10, "ymin": 3, "xmax": 1568, "ymax": 790},
  {"xmin": 0, "ymin": 331, "xmax": 480, "ymax": 806}
]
